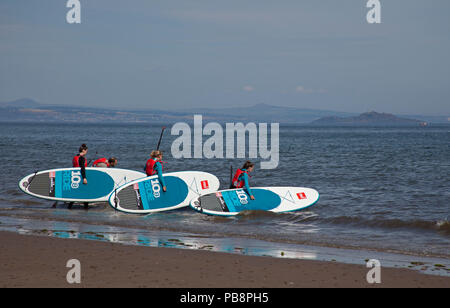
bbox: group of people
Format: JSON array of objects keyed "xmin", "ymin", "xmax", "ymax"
[{"xmin": 70, "ymin": 143, "xmax": 256, "ymax": 208}]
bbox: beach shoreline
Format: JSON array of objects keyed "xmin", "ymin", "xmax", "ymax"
[{"xmin": 1, "ymin": 231, "xmax": 449, "ymax": 288}]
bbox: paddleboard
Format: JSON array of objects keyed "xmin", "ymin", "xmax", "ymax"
[
  {"xmin": 108, "ymin": 171, "xmax": 220, "ymax": 214},
  {"xmin": 19, "ymin": 168, "xmax": 146, "ymax": 203},
  {"xmin": 190, "ymin": 187, "xmax": 319, "ymax": 216}
]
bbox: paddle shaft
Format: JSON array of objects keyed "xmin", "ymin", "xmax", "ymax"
[
  {"xmin": 143, "ymin": 127, "xmax": 166, "ymax": 172},
  {"xmin": 156, "ymin": 127, "xmax": 166, "ymax": 151},
  {"xmin": 229, "ymin": 165, "xmax": 234, "ymax": 189}
]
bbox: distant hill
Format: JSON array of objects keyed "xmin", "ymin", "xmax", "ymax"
[
  {"xmin": 0, "ymin": 98, "xmax": 42, "ymax": 108},
  {"xmin": 311, "ymin": 111, "xmax": 426, "ymax": 126},
  {"xmin": 180, "ymin": 103, "xmax": 356, "ymax": 123}
]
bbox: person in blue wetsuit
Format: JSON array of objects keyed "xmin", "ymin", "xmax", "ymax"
[
  {"xmin": 145, "ymin": 150, "xmax": 167, "ymax": 192},
  {"xmin": 231, "ymin": 161, "xmax": 255, "ymax": 200}
]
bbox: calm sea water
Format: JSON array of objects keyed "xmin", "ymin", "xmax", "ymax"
[{"xmin": 0, "ymin": 122, "xmax": 449, "ymax": 259}]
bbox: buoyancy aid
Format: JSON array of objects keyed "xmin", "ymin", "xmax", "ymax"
[
  {"xmin": 72, "ymin": 154, "xmax": 87, "ymax": 167},
  {"xmin": 231, "ymin": 169, "xmax": 250, "ymax": 189},
  {"xmin": 145, "ymin": 158, "xmax": 165, "ymax": 176},
  {"xmin": 92, "ymin": 158, "xmax": 110, "ymax": 167}
]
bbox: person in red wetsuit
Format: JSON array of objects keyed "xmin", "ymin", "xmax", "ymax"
[{"xmin": 92, "ymin": 157, "xmax": 118, "ymax": 168}]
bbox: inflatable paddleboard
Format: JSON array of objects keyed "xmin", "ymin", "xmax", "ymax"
[
  {"xmin": 108, "ymin": 171, "xmax": 220, "ymax": 214},
  {"xmin": 190, "ymin": 187, "xmax": 319, "ymax": 216},
  {"xmin": 19, "ymin": 168, "xmax": 146, "ymax": 203}
]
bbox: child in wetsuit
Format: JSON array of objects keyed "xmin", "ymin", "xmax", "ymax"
[
  {"xmin": 145, "ymin": 150, "xmax": 167, "ymax": 192},
  {"xmin": 231, "ymin": 161, "xmax": 255, "ymax": 200}
]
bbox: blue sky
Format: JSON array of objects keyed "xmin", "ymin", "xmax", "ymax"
[{"xmin": 0, "ymin": 0, "xmax": 449, "ymax": 115}]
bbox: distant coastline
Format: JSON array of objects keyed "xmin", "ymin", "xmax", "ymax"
[{"xmin": 1, "ymin": 98, "xmax": 449, "ymax": 125}]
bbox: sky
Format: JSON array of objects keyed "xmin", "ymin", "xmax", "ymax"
[{"xmin": 0, "ymin": 0, "xmax": 449, "ymax": 115}]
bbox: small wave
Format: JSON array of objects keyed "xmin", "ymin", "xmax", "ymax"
[
  {"xmin": 234, "ymin": 210, "xmax": 319, "ymax": 225},
  {"xmin": 285, "ymin": 211, "xmax": 319, "ymax": 223},
  {"xmin": 236, "ymin": 210, "xmax": 281, "ymax": 219},
  {"xmin": 323, "ymin": 216, "xmax": 450, "ymax": 235}
]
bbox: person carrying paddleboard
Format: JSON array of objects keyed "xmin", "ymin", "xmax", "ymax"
[
  {"xmin": 69, "ymin": 144, "xmax": 89, "ymax": 209},
  {"xmin": 231, "ymin": 161, "xmax": 255, "ymax": 200},
  {"xmin": 92, "ymin": 157, "xmax": 118, "ymax": 168},
  {"xmin": 145, "ymin": 150, "xmax": 167, "ymax": 192},
  {"xmin": 72, "ymin": 144, "xmax": 88, "ymax": 185}
]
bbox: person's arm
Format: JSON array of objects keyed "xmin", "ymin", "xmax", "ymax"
[
  {"xmin": 155, "ymin": 161, "xmax": 166, "ymax": 188},
  {"xmin": 242, "ymin": 173, "xmax": 254, "ymax": 199},
  {"xmin": 79, "ymin": 156, "xmax": 87, "ymax": 184}
]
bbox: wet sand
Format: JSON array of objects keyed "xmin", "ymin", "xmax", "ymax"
[{"xmin": 1, "ymin": 231, "xmax": 449, "ymax": 288}]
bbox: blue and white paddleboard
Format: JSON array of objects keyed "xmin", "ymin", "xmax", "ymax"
[
  {"xmin": 19, "ymin": 168, "xmax": 146, "ymax": 203},
  {"xmin": 190, "ymin": 187, "xmax": 319, "ymax": 216},
  {"xmin": 108, "ymin": 171, "xmax": 220, "ymax": 214}
]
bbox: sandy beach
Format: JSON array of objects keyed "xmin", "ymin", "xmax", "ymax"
[{"xmin": 0, "ymin": 231, "xmax": 449, "ymax": 288}]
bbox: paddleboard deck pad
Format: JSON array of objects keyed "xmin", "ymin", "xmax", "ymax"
[
  {"xmin": 190, "ymin": 187, "xmax": 319, "ymax": 216},
  {"xmin": 19, "ymin": 168, "xmax": 146, "ymax": 203},
  {"xmin": 108, "ymin": 171, "xmax": 220, "ymax": 214}
]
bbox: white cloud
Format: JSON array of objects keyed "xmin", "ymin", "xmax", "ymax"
[
  {"xmin": 243, "ymin": 85, "xmax": 255, "ymax": 92},
  {"xmin": 295, "ymin": 85, "xmax": 326, "ymax": 94},
  {"xmin": 295, "ymin": 86, "xmax": 307, "ymax": 93}
]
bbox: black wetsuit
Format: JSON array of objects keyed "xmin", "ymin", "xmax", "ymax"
[
  {"xmin": 68, "ymin": 155, "xmax": 88, "ymax": 210},
  {"xmin": 77, "ymin": 155, "xmax": 87, "ymax": 180}
]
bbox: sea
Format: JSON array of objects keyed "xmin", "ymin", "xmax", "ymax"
[{"xmin": 1, "ymin": 122, "xmax": 449, "ymax": 275}]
